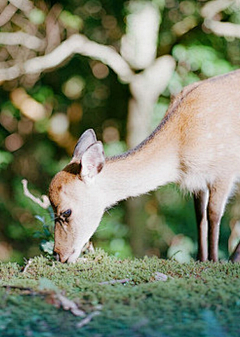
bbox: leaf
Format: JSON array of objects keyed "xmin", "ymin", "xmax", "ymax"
[
  {"xmin": 40, "ymin": 240, "xmax": 54, "ymax": 254},
  {"xmin": 43, "ymin": 226, "xmax": 51, "ymax": 237},
  {"xmin": 33, "ymin": 231, "xmax": 44, "ymax": 238},
  {"xmin": 48, "ymin": 206, "xmax": 55, "ymax": 222},
  {"xmin": 35, "ymin": 215, "xmax": 45, "ymax": 224},
  {"xmin": 0, "ymin": 151, "xmax": 13, "ymax": 169}
]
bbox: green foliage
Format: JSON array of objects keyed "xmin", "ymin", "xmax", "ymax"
[
  {"xmin": 95, "ymin": 208, "xmax": 132, "ymax": 258},
  {"xmin": 29, "ymin": 8, "xmax": 46, "ymax": 25},
  {"xmin": 0, "ymin": 150, "xmax": 13, "ymax": 168},
  {"xmin": 59, "ymin": 10, "xmax": 84, "ymax": 30},
  {"xmin": 33, "ymin": 208, "xmax": 55, "ymax": 256},
  {"xmin": 173, "ymin": 43, "xmax": 235, "ymax": 77}
]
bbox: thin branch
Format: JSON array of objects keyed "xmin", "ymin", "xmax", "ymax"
[
  {"xmin": 56, "ymin": 293, "xmax": 86, "ymax": 317},
  {"xmin": 201, "ymin": 0, "xmax": 240, "ymax": 38},
  {"xmin": 0, "ymin": 3, "xmax": 17, "ymax": 27},
  {"xmin": 99, "ymin": 278, "xmax": 130, "ymax": 285},
  {"xmin": 22, "ymin": 179, "xmax": 50, "ymax": 209},
  {"xmin": 0, "ymin": 32, "xmax": 45, "ymax": 51},
  {"xmin": 9, "ymin": 0, "xmax": 33, "ymax": 13},
  {"xmin": 73, "ymin": 35, "xmax": 134, "ymax": 83},
  {"xmin": 76, "ymin": 311, "xmax": 101, "ymax": 328},
  {"xmin": 0, "ymin": 34, "xmax": 134, "ymax": 83},
  {"xmin": 1, "ymin": 284, "xmax": 33, "ymax": 292},
  {"xmin": 1, "ymin": 283, "xmax": 91, "ymax": 318},
  {"xmin": 22, "ymin": 258, "xmax": 33, "ymax": 273},
  {"xmin": 45, "ymin": 4, "xmax": 62, "ymax": 54},
  {"xmin": 204, "ymin": 20, "xmax": 240, "ymax": 38},
  {"xmin": 201, "ymin": 0, "xmax": 235, "ymax": 19}
]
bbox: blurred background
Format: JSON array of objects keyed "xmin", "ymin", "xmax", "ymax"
[{"xmin": 1, "ymin": 0, "xmax": 240, "ymax": 263}]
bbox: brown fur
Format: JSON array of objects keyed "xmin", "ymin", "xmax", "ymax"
[{"xmin": 49, "ymin": 69, "xmax": 240, "ymax": 263}]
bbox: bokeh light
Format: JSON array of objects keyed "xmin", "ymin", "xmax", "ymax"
[{"xmin": 62, "ymin": 76, "xmax": 85, "ymax": 99}]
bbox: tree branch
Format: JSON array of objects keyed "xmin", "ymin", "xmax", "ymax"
[
  {"xmin": 9, "ymin": 0, "xmax": 33, "ymax": 13},
  {"xmin": 201, "ymin": 0, "xmax": 240, "ymax": 38},
  {"xmin": 0, "ymin": 3, "xmax": 17, "ymax": 26},
  {"xmin": 0, "ymin": 32, "xmax": 45, "ymax": 51},
  {"xmin": 204, "ymin": 19, "xmax": 240, "ymax": 38},
  {"xmin": 0, "ymin": 34, "xmax": 134, "ymax": 83},
  {"xmin": 22, "ymin": 179, "xmax": 50, "ymax": 209},
  {"xmin": 201, "ymin": 0, "xmax": 234, "ymax": 19}
]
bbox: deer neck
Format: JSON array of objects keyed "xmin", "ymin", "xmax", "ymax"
[{"xmin": 97, "ymin": 131, "xmax": 180, "ymax": 207}]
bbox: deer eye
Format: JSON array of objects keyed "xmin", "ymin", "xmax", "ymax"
[{"xmin": 62, "ymin": 209, "xmax": 72, "ymax": 218}]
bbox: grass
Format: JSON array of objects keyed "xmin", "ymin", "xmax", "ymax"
[{"xmin": 0, "ymin": 249, "xmax": 239, "ymax": 337}]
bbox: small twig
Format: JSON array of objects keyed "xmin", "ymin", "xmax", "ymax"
[
  {"xmin": 22, "ymin": 179, "xmax": 50, "ymax": 209},
  {"xmin": 1, "ymin": 285, "xmax": 33, "ymax": 292},
  {"xmin": 1, "ymin": 283, "xmax": 86, "ymax": 317},
  {"xmin": 22, "ymin": 258, "xmax": 33, "ymax": 273},
  {"xmin": 99, "ymin": 278, "xmax": 130, "ymax": 285},
  {"xmin": 55, "ymin": 293, "xmax": 86, "ymax": 317},
  {"xmin": 76, "ymin": 311, "xmax": 101, "ymax": 328},
  {"xmin": 0, "ymin": 4, "xmax": 17, "ymax": 27},
  {"xmin": 201, "ymin": 0, "xmax": 240, "ymax": 38},
  {"xmin": 9, "ymin": 0, "xmax": 33, "ymax": 13}
]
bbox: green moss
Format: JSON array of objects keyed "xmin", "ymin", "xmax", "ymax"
[{"xmin": 0, "ymin": 250, "xmax": 239, "ymax": 337}]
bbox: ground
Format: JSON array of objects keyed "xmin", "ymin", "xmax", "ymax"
[{"xmin": 0, "ymin": 250, "xmax": 239, "ymax": 337}]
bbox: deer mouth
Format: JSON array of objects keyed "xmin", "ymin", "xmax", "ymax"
[
  {"xmin": 55, "ymin": 249, "xmax": 81, "ymax": 263},
  {"xmin": 66, "ymin": 249, "xmax": 80, "ymax": 263}
]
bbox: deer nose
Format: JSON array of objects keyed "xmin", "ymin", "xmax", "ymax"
[
  {"xmin": 53, "ymin": 250, "xmax": 69, "ymax": 263},
  {"xmin": 53, "ymin": 251, "xmax": 60, "ymax": 261}
]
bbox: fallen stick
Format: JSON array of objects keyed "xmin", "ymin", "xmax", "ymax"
[
  {"xmin": 76, "ymin": 311, "xmax": 101, "ymax": 328},
  {"xmin": 99, "ymin": 278, "xmax": 130, "ymax": 285}
]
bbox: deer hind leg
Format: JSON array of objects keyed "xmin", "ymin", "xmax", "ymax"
[
  {"xmin": 229, "ymin": 240, "xmax": 240, "ymax": 262},
  {"xmin": 207, "ymin": 179, "xmax": 234, "ymax": 262},
  {"xmin": 194, "ymin": 190, "xmax": 209, "ymax": 262}
]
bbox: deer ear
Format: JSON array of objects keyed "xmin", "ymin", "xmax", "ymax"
[
  {"xmin": 81, "ymin": 141, "xmax": 105, "ymax": 183},
  {"xmin": 71, "ymin": 129, "xmax": 97, "ymax": 163}
]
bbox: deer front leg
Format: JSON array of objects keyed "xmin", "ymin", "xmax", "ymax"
[
  {"xmin": 207, "ymin": 180, "xmax": 234, "ymax": 262},
  {"xmin": 194, "ymin": 190, "xmax": 209, "ymax": 262}
]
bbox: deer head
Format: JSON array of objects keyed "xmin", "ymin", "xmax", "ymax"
[{"xmin": 49, "ymin": 129, "xmax": 106, "ymax": 263}]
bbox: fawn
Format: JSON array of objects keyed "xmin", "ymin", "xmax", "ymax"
[{"xmin": 49, "ymin": 70, "xmax": 240, "ymax": 263}]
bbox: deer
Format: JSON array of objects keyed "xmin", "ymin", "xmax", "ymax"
[{"xmin": 49, "ymin": 70, "xmax": 240, "ymax": 263}]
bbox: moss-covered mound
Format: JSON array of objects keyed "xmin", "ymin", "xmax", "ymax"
[{"xmin": 0, "ymin": 250, "xmax": 239, "ymax": 337}]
